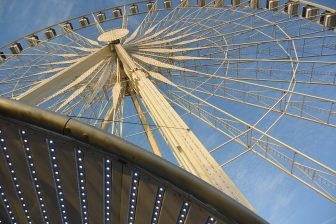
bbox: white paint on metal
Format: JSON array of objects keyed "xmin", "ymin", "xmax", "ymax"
[
  {"xmin": 98, "ymin": 29, "xmax": 129, "ymax": 43},
  {"xmin": 115, "ymin": 43, "xmax": 254, "ymax": 210}
]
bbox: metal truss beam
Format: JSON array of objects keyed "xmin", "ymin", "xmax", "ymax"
[{"xmin": 17, "ymin": 45, "xmax": 112, "ymax": 105}]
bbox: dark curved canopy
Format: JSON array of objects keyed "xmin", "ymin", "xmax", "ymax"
[{"xmin": 0, "ymin": 97, "xmax": 267, "ymax": 223}]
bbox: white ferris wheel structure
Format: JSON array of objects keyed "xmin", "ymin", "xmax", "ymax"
[{"xmin": 0, "ymin": 0, "xmax": 335, "ymax": 222}]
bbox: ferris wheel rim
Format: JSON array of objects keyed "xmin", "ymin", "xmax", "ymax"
[{"xmin": 0, "ymin": 0, "xmax": 335, "ymax": 57}]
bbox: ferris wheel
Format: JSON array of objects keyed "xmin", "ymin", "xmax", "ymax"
[{"xmin": 0, "ymin": 0, "xmax": 335, "ymax": 216}]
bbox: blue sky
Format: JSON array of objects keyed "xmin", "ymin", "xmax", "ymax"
[{"xmin": 1, "ymin": 0, "xmax": 336, "ymax": 223}]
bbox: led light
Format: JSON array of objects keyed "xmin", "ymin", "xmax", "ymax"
[
  {"xmin": 47, "ymin": 138, "xmax": 67, "ymax": 223},
  {"xmin": 20, "ymin": 130, "xmax": 49, "ymax": 223},
  {"xmin": 0, "ymin": 184, "xmax": 16, "ymax": 223},
  {"xmin": 151, "ymin": 186, "xmax": 165, "ymax": 224},
  {"xmin": 176, "ymin": 201, "xmax": 191, "ymax": 224},
  {"xmin": 206, "ymin": 216, "xmax": 216, "ymax": 224},
  {"xmin": 128, "ymin": 171, "xmax": 140, "ymax": 223},
  {"xmin": 0, "ymin": 129, "xmax": 32, "ymax": 223},
  {"xmin": 104, "ymin": 158, "xmax": 112, "ymax": 223},
  {"xmin": 75, "ymin": 148, "xmax": 88, "ymax": 223}
]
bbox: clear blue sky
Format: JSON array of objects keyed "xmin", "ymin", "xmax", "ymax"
[{"xmin": 1, "ymin": 0, "xmax": 336, "ymax": 223}]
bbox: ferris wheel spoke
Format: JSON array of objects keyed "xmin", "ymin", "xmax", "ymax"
[
  {"xmin": 176, "ymin": 71, "xmax": 335, "ymax": 115},
  {"xmin": 134, "ymin": 4, "xmax": 212, "ymax": 43},
  {"xmin": 173, "ymin": 81, "xmax": 332, "ymax": 133},
  {"xmin": 172, "ymin": 16, "xmax": 298, "ymax": 47},
  {"xmin": 132, "ymin": 5, "xmax": 253, "ymax": 46},
  {"xmin": 134, "ymin": 15, "xmax": 234, "ymax": 47},
  {"xmin": 63, "ymin": 34, "xmax": 97, "ymax": 50},
  {"xmin": 37, "ymin": 41, "xmax": 80, "ymax": 55},
  {"xmin": 2, "ymin": 53, "xmax": 75, "ymax": 97},
  {"xmin": 174, "ymin": 17, "xmax": 293, "ymax": 55},
  {"xmin": 33, "ymin": 41, "xmax": 85, "ymax": 56},
  {"xmin": 251, "ymin": 138, "xmax": 336, "ymax": 202},
  {"xmin": 114, "ymin": 44, "xmax": 256, "ymax": 207},
  {"xmin": 164, "ymin": 60, "xmax": 336, "ymax": 85},
  {"xmin": 0, "ymin": 67, "xmax": 66, "ymax": 84},
  {"xmin": 135, "ymin": 45, "xmax": 209, "ymax": 54},
  {"xmin": 83, "ymin": 59, "xmax": 115, "ymax": 111},
  {"xmin": 77, "ymin": 91, "xmax": 101, "ymax": 120},
  {"xmin": 167, "ymin": 55, "xmax": 335, "ymax": 64},
  {"xmin": 151, "ymin": 71, "xmax": 335, "ymax": 173},
  {"xmin": 225, "ymin": 7, "xmax": 293, "ymax": 35},
  {"xmin": 55, "ymin": 85, "xmax": 88, "ymax": 112},
  {"xmin": 217, "ymin": 77, "xmax": 335, "ymax": 86},
  {"xmin": 164, "ymin": 85, "xmax": 336, "ymax": 202},
  {"xmin": 176, "ymin": 79, "xmax": 336, "ymax": 128},
  {"xmin": 197, "ymin": 45, "xmax": 336, "ymax": 61},
  {"xmin": 100, "ymin": 82, "xmax": 123, "ymax": 131},
  {"xmin": 16, "ymin": 45, "xmax": 112, "ymax": 105},
  {"xmin": 220, "ymin": 149, "xmax": 251, "ymax": 168},
  {"xmin": 228, "ymin": 9, "xmax": 300, "ymax": 64},
  {"xmin": 206, "ymin": 34, "xmax": 336, "ymax": 58},
  {"xmin": 132, "ymin": 9, "xmax": 200, "ymax": 44},
  {"xmin": 138, "ymin": 15, "xmax": 203, "ymax": 43},
  {"xmin": 111, "ymin": 98, "xmax": 125, "ymax": 136},
  {"xmin": 224, "ymin": 34, "xmax": 336, "ymax": 50},
  {"xmin": 37, "ymin": 40, "xmax": 100, "ymax": 53},
  {"xmin": 62, "ymin": 27, "xmax": 101, "ymax": 47},
  {"xmin": 50, "ymin": 95, "xmax": 78, "ymax": 112},
  {"xmin": 165, "ymin": 90, "xmax": 251, "ymax": 146},
  {"xmin": 95, "ymin": 91, "xmax": 112, "ymax": 120},
  {"xmin": 128, "ymin": 91, "xmax": 162, "ymax": 155},
  {"xmin": 92, "ymin": 13, "xmax": 105, "ymax": 34},
  {"xmin": 131, "ymin": 8, "xmax": 155, "ymax": 37},
  {"xmin": 176, "ymin": 21, "xmax": 327, "ymax": 53},
  {"xmin": 194, "ymin": 73, "xmax": 335, "ymax": 105},
  {"xmin": 22, "ymin": 40, "xmax": 74, "ymax": 56},
  {"xmin": 92, "ymin": 92, "xmax": 110, "ymax": 121},
  {"xmin": 1, "ymin": 52, "xmax": 81, "ymax": 58},
  {"xmin": 167, "ymin": 69, "xmax": 336, "ymax": 85},
  {"xmin": 38, "ymin": 59, "xmax": 107, "ymax": 106},
  {"xmin": 138, "ymin": 5, "xmax": 164, "ymax": 36},
  {"xmin": 0, "ymin": 58, "xmax": 82, "ymax": 72},
  {"xmin": 133, "ymin": 22, "xmax": 182, "ymax": 44},
  {"xmin": 97, "ymin": 59, "xmax": 125, "ymax": 132},
  {"xmin": 0, "ymin": 82, "xmax": 39, "ymax": 97},
  {"xmin": 132, "ymin": 53, "xmax": 200, "ymax": 73}
]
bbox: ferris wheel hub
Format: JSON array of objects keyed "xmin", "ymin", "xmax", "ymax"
[{"xmin": 97, "ymin": 28, "xmax": 129, "ymax": 43}]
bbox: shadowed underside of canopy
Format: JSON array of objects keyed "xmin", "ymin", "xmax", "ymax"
[{"xmin": 0, "ymin": 97, "xmax": 267, "ymax": 224}]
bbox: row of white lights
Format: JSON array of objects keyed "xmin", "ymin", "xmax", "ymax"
[
  {"xmin": 177, "ymin": 201, "xmax": 190, "ymax": 223},
  {"xmin": 47, "ymin": 139, "xmax": 68, "ymax": 224},
  {"xmin": 20, "ymin": 130, "xmax": 49, "ymax": 223},
  {"xmin": 0, "ymin": 184, "xmax": 16, "ymax": 223},
  {"xmin": 0, "ymin": 130, "xmax": 32, "ymax": 223},
  {"xmin": 128, "ymin": 171, "xmax": 140, "ymax": 224},
  {"xmin": 104, "ymin": 159, "xmax": 112, "ymax": 223},
  {"xmin": 151, "ymin": 186, "xmax": 165, "ymax": 224},
  {"xmin": 75, "ymin": 149, "xmax": 89, "ymax": 224},
  {"xmin": 0, "ymin": 131, "xmax": 220, "ymax": 224}
]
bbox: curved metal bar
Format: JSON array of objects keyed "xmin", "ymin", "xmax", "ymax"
[{"xmin": 0, "ymin": 97, "xmax": 268, "ymax": 224}]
